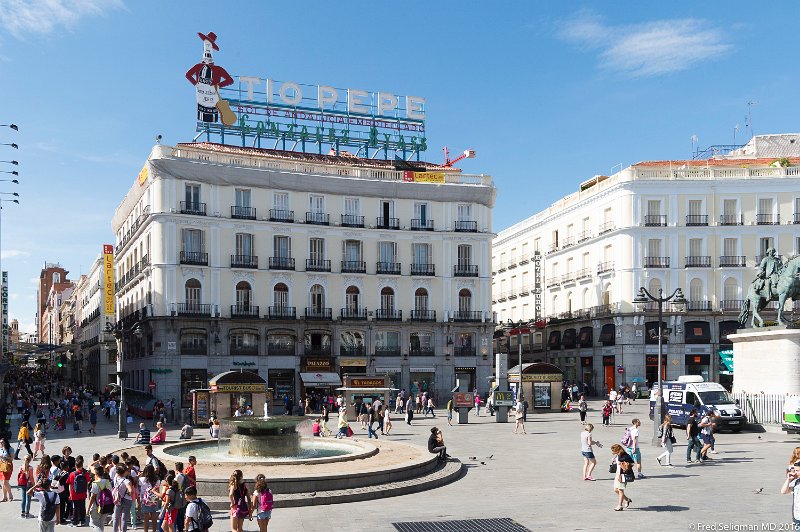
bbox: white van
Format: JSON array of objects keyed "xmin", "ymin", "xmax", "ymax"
[
  {"xmin": 782, "ymin": 396, "xmax": 800, "ymax": 435},
  {"xmin": 649, "ymin": 375, "xmax": 746, "ymax": 431}
]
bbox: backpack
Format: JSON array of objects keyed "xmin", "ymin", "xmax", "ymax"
[
  {"xmin": 112, "ymin": 478, "xmax": 127, "ymax": 505},
  {"xmin": 234, "ymin": 486, "xmax": 249, "ymax": 517},
  {"xmin": 620, "ymin": 428, "xmax": 633, "ymax": 448},
  {"xmin": 16, "ymin": 467, "xmax": 28, "ymax": 487},
  {"xmin": 72, "ymin": 470, "xmax": 88, "ymax": 495},
  {"xmin": 259, "ymin": 489, "xmax": 274, "ymax": 512},
  {"xmin": 41, "ymin": 491, "xmax": 57, "ymax": 522},
  {"xmin": 190, "ymin": 498, "xmax": 214, "ymax": 531},
  {"xmin": 96, "ymin": 481, "xmax": 114, "ymax": 515}
]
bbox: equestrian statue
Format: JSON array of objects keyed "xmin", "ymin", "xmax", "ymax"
[{"xmin": 739, "ymin": 248, "xmax": 800, "ymax": 328}]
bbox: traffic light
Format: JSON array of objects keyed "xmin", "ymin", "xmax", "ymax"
[{"xmin": 57, "ymin": 362, "xmax": 63, "ymax": 368}]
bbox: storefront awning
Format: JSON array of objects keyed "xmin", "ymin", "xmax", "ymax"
[
  {"xmin": 300, "ymin": 372, "xmax": 342, "ymax": 387},
  {"xmin": 578, "ymin": 327, "xmax": 593, "ymax": 348}
]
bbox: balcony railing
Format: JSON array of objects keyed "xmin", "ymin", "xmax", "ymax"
[
  {"xmin": 720, "ymin": 300, "xmax": 743, "ymax": 311},
  {"xmin": 644, "ymin": 256, "xmax": 670, "ymax": 268},
  {"xmin": 687, "ymin": 301, "xmax": 712, "ymax": 311},
  {"xmin": 180, "ymin": 201, "xmax": 206, "ymax": 216},
  {"xmin": 410, "ymin": 310, "xmax": 436, "ymax": 321},
  {"xmin": 115, "ymin": 205, "xmax": 151, "ymax": 254},
  {"xmin": 306, "ymin": 212, "xmax": 330, "ymax": 225},
  {"xmin": 177, "ymin": 303, "xmax": 211, "ymax": 316},
  {"xmin": 644, "ymin": 215, "xmax": 667, "ymax": 227},
  {"xmin": 231, "ymin": 305, "xmax": 259, "ymax": 318},
  {"xmin": 598, "ymin": 221, "xmax": 615, "ymax": 234},
  {"xmin": 376, "ymin": 262, "xmax": 401, "ymax": 275},
  {"xmin": 269, "ymin": 209, "xmax": 294, "ymax": 223},
  {"xmin": 376, "ymin": 217, "xmax": 400, "ymax": 229},
  {"xmin": 719, "ymin": 256, "xmax": 746, "ymax": 267},
  {"xmin": 267, "ymin": 306, "xmax": 296, "ymax": 320},
  {"xmin": 115, "ymin": 255, "xmax": 151, "ymax": 293},
  {"xmin": 561, "ymin": 273, "xmax": 575, "ymax": 284},
  {"xmin": 547, "ymin": 243, "xmax": 559, "ymax": 254},
  {"xmin": 269, "ymin": 257, "xmax": 295, "ymax": 270},
  {"xmin": 375, "ymin": 309, "xmax": 402, "ymax": 321},
  {"xmin": 305, "ymin": 307, "xmax": 332, "ymax": 320},
  {"xmin": 411, "ymin": 218, "xmax": 434, "ymax": 231},
  {"xmin": 719, "ymin": 214, "xmax": 743, "ymax": 226},
  {"xmin": 454, "ymin": 264, "xmax": 478, "ymax": 277},
  {"xmin": 340, "ymin": 346, "xmax": 366, "ymax": 357},
  {"xmin": 591, "ymin": 303, "xmax": 616, "ymax": 317},
  {"xmin": 519, "ymin": 285, "xmax": 531, "ymax": 296},
  {"xmin": 341, "ymin": 260, "xmax": 366, "ymax": 273},
  {"xmin": 597, "ymin": 261, "xmax": 614, "ymax": 274},
  {"xmin": 231, "ymin": 254, "xmax": 258, "ymax": 268},
  {"xmin": 410, "ymin": 348, "xmax": 435, "ymax": 357},
  {"xmin": 452, "ymin": 310, "xmax": 483, "ymax": 322},
  {"xmin": 575, "ymin": 268, "xmax": 592, "ymax": 280},
  {"xmin": 180, "ymin": 251, "xmax": 208, "ymax": 265},
  {"xmin": 686, "ymin": 214, "xmax": 708, "ymax": 226},
  {"xmin": 267, "ymin": 343, "xmax": 296, "ymax": 356},
  {"xmin": 454, "ymin": 220, "xmax": 477, "ymax": 232},
  {"xmin": 756, "ymin": 213, "xmax": 780, "ymax": 225},
  {"xmin": 685, "ymin": 256, "xmax": 711, "ymax": 268},
  {"xmin": 546, "ymin": 278, "xmax": 560, "ymax": 288},
  {"xmin": 561, "ymin": 237, "xmax": 575, "ymax": 249},
  {"xmin": 230, "ymin": 346, "xmax": 258, "ymax": 357},
  {"xmin": 454, "ymin": 346, "xmax": 476, "ymax": 357},
  {"xmin": 340, "ymin": 307, "xmax": 367, "ymax": 320},
  {"xmin": 411, "ymin": 263, "xmax": 435, "ymax": 276},
  {"xmin": 375, "ymin": 346, "xmax": 401, "ymax": 357},
  {"xmin": 306, "ymin": 259, "xmax": 332, "ymax": 272},
  {"xmin": 577, "ymin": 230, "xmax": 593, "ymax": 243},
  {"xmin": 231, "ymin": 206, "xmax": 256, "ymax": 220},
  {"xmin": 341, "ymin": 214, "xmax": 365, "ymax": 228}
]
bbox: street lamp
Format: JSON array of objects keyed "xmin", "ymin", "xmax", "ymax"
[
  {"xmin": 104, "ymin": 320, "xmax": 143, "ymax": 439},
  {"xmin": 506, "ymin": 319, "xmax": 529, "ymax": 402},
  {"xmin": 633, "ymin": 286, "xmax": 687, "ymax": 446},
  {"xmin": 0, "ymin": 144, "xmax": 17, "ymax": 150},
  {"xmin": 0, "ymin": 125, "xmax": 18, "ymax": 131},
  {"xmin": 0, "ymin": 161, "xmax": 18, "ymax": 166}
]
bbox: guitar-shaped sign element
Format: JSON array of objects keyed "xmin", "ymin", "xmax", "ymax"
[{"xmin": 216, "ymin": 87, "xmax": 237, "ymax": 126}]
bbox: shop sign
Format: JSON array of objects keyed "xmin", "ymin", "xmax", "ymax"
[
  {"xmin": 137, "ymin": 165, "xmax": 149, "ymax": 187},
  {"xmin": 719, "ymin": 349, "xmax": 734, "ymax": 372},
  {"xmin": 533, "ymin": 251, "xmax": 542, "ymax": 320},
  {"xmin": 303, "ymin": 358, "xmax": 332, "ymax": 371},
  {"xmin": 454, "ymin": 367, "xmax": 476, "ymax": 373},
  {"xmin": 493, "ymin": 390, "xmax": 514, "ymax": 406},
  {"xmin": 351, "ymin": 378, "xmax": 385, "ymax": 388},
  {"xmin": 509, "ymin": 373, "xmax": 563, "ymax": 383},
  {"xmin": 212, "ymin": 383, "xmax": 266, "ymax": 393},
  {"xmin": 403, "ymin": 171, "xmax": 444, "ymax": 183},
  {"xmin": 375, "ymin": 367, "xmax": 401, "ymax": 373},
  {"xmin": 103, "ymin": 245, "xmax": 115, "ymax": 316},
  {"xmin": 1, "ymin": 271, "xmax": 6, "ymax": 355},
  {"xmin": 453, "ymin": 392, "xmax": 474, "ymax": 408},
  {"xmin": 340, "ymin": 358, "xmax": 367, "ymax": 367},
  {"xmin": 195, "ymin": 390, "xmax": 209, "ymax": 421},
  {"xmin": 151, "ymin": 368, "xmax": 173, "ymax": 374},
  {"xmin": 410, "ymin": 367, "xmax": 435, "ymax": 372},
  {"xmin": 232, "ymin": 361, "xmax": 256, "ymax": 367}
]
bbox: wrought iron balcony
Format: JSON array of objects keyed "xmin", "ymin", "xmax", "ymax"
[
  {"xmin": 575, "ymin": 268, "xmax": 592, "ymax": 280},
  {"xmin": 719, "ymin": 214, "xmax": 743, "ymax": 226},
  {"xmin": 341, "ymin": 260, "xmax": 366, "ymax": 273},
  {"xmin": 305, "ymin": 307, "xmax": 332, "ymax": 320},
  {"xmin": 231, "ymin": 206, "xmax": 256, "ymax": 220},
  {"xmin": 597, "ymin": 261, "xmax": 614, "ymax": 274},
  {"xmin": 454, "ymin": 264, "xmax": 478, "ymax": 277},
  {"xmin": 561, "ymin": 237, "xmax": 575, "ymax": 249},
  {"xmin": 306, "ymin": 212, "xmax": 330, "ymax": 225},
  {"xmin": 756, "ymin": 213, "xmax": 780, "ymax": 225},
  {"xmin": 452, "ymin": 310, "xmax": 483, "ymax": 322},
  {"xmin": 686, "ymin": 215, "xmax": 708, "ymax": 226},
  {"xmin": 644, "ymin": 215, "xmax": 667, "ymax": 227},
  {"xmin": 644, "ymin": 256, "xmax": 670, "ymax": 268},
  {"xmin": 269, "ymin": 209, "xmax": 294, "ymax": 223},
  {"xmin": 598, "ymin": 221, "xmax": 615, "ymax": 234},
  {"xmin": 591, "ymin": 304, "xmax": 614, "ymax": 317},
  {"xmin": 341, "ymin": 214, "xmax": 365, "ymax": 228},
  {"xmin": 454, "ymin": 346, "xmax": 476, "ymax": 357},
  {"xmin": 376, "ymin": 217, "xmax": 399, "ymax": 229},
  {"xmin": 410, "ymin": 218, "xmax": 434, "ymax": 231},
  {"xmin": 410, "ymin": 348, "xmax": 435, "ymax": 357},
  {"xmin": 454, "ymin": 220, "xmax": 477, "ymax": 232},
  {"xmin": 719, "ymin": 256, "xmax": 746, "ymax": 267},
  {"xmin": 375, "ymin": 346, "xmax": 401, "ymax": 357},
  {"xmin": 375, "ymin": 309, "xmax": 402, "ymax": 321},
  {"xmin": 340, "ymin": 346, "xmax": 366, "ymax": 357},
  {"xmin": 376, "ymin": 262, "xmax": 401, "ymax": 275},
  {"xmin": 177, "ymin": 303, "xmax": 211, "ymax": 316},
  {"xmin": 180, "ymin": 201, "xmax": 206, "ymax": 216},
  {"xmin": 720, "ymin": 300, "xmax": 743, "ymax": 311},
  {"xmin": 687, "ymin": 301, "xmax": 712, "ymax": 311},
  {"xmin": 410, "ymin": 310, "xmax": 436, "ymax": 321},
  {"xmin": 231, "ymin": 254, "xmax": 258, "ymax": 268},
  {"xmin": 230, "ymin": 345, "xmax": 258, "ymax": 357},
  {"xmin": 267, "ymin": 306, "xmax": 296, "ymax": 320},
  {"xmin": 685, "ymin": 256, "xmax": 711, "ymax": 268},
  {"xmin": 269, "ymin": 257, "xmax": 295, "ymax": 270},
  {"xmin": 306, "ymin": 259, "xmax": 331, "ymax": 272},
  {"xmin": 180, "ymin": 251, "xmax": 208, "ymax": 265},
  {"xmin": 547, "ymin": 243, "xmax": 559, "ymax": 254},
  {"xmin": 577, "ymin": 230, "xmax": 593, "ymax": 243},
  {"xmin": 411, "ymin": 263, "xmax": 435, "ymax": 276},
  {"xmin": 340, "ymin": 307, "xmax": 367, "ymax": 320},
  {"xmin": 230, "ymin": 305, "xmax": 259, "ymax": 318}
]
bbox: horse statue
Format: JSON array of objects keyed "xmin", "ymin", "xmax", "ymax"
[{"xmin": 739, "ymin": 254, "xmax": 800, "ymax": 328}]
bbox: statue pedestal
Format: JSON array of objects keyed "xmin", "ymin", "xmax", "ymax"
[{"xmin": 728, "ymin": 327, "xmax": 800, "ymax": 394}]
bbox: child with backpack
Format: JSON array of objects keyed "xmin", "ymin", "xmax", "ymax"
[
  {"xmin": 67, "ymin": 456, "xmax": 91, "ymax": 527},
  {"xmin": 184, "ymin": 486, "xmax": 213, "ymax": 532},
  {"xmin": 86, "ymin": 465, "xmax": 113, "ymax": 529},
  {"xmin": 602, "ymin": 400, "xmax": 613, "ymax": 426},
  {"xmin": 228, "ymin": 469, "xmax": 251, "ymax": 532},
  {"xmin": 251, "ymin": 474, "xmax": 273, "ymax": 532},
  {"xmin": 28, "ymin": 477, "xmax": 60, "ymax": 530}
]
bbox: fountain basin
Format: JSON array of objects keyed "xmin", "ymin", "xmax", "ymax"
[{"xmin": 160, "ymin": 437, "xmax": 374, "ymax": 464}]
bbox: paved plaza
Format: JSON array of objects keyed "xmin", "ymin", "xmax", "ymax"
[{"xmin": 1, "ymin": 399, "xmax": 797, "ymax": 531}]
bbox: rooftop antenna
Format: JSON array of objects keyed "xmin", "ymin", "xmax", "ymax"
[
  {"xmin": 746, "ymin": 100, "xmax": 758, "ymax": 139},
  {"xmin": 733, "ymin": 124, "xmax": 740, "ymax": 145}
]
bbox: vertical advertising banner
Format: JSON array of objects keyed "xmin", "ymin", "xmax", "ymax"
[
  {"xmin": 103, "ymin": 245, "xmax": 115, "ymax": 316},
  {"xmin": 1, "ymin": 271, "xmax": 7, "ymax": 356}
]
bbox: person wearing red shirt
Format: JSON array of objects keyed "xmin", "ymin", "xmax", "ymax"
[
  {"xmin": 67, "ymin": 457, "xmax": 91, "ymax": 526},
  {"xmin": 184, "ymin": 455, "xmax": 197, "ymax": 488}
]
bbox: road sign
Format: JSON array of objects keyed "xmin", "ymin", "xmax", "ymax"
[
  {"xmin": 617, "ymin": 366, "xmax": 624, "ymax": 374},
  {"xmin": 494, "ymin": 391, "xmax": 515, "ymax": 406},
  {"xmin": 148, "ymin": 381, "xmax": 157, "ymax": 390}
]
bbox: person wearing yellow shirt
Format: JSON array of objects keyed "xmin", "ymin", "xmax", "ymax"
[{"xmin": 15, "ymin": 421, "xmax": 33, "ymax": 460}]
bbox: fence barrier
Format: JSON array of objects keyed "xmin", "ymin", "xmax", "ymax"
[{"xmin": 731, "ymin": 392, "xmax": 793, "ymax": 425}]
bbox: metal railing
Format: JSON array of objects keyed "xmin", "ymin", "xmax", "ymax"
[
  {"xmin": 577, "ymin": 230, "xmax": 593, "ymax": 243},
  {"xmin": 756, "ymin": 213, "xmax": 780, "ymax": 225},
  {"xmin": 269, "ymin": 257, "xmax": 295, "ymax": 270},
  {"xmin": 340, "ymin": 214, "xmax": 365, "ymax": 227},
  {"xmin": 306, "ymin": 259, "xmax": 331, "ymax": 272},
  {"xmin": 376, "ymin": 262, "xmax": 401, "ymax": 275},
  {"xmin": 305, "ymin": 212, "xmax": 330, "ymax": 225},
  {"xmin": 687, "ymin": 301, "xmax": 712, "ymax": 311},
  {"xmin": 719, "ymin": 214, "xmax": 743, "ymax": 225},
  {"xmin": 375, "ymin": 346, "xmax": 401, "ymax": 357},
  {"xmin": 720, "ymin": 299, "xmax": 743, "ymax": 311},
  {"xmin": 644, "ymin": 256, "xmax": 670, "ymax": 268},
  {"xmin": 686, "ymin": 214, "xmax": 708, "ymax": 226},
  {"xmin": 598, "ymin": 221, "xmax": 615, "ymax": 234},
  {"xmin": 454, "ymin": 264, "xmax": 478, "ymax": 277},
  {"xmin": 411, "ymin": 263, "xmax": 435, "ymax": 276},
  {"xmin": 231, "ymin": 305, "xmax": 259, "ymax": 318},
  {"xmin": 452, "ymin": 310, "xmax": 483, "ymax": 322},
  {"xmin": 231, "ymin": 255, "xmax": 258, "ymax": 268},
  {"xmin": 376, "ymin": 217, "xmax": 400, "ymax": 229},
  {"xmin": 575, "ymin": 268, "xmax": 591, "ymax": 280},
  {"xmin": 719, "ymin": 256, "xmax": 746, "ymax": 267},
  {"xmin": 267, "ymin": 306, "xmax": 296, "ymax": 319},
  {"xmin": 644, "ymin": 215, "xmax": 667, "ymax": 226},
  {"xmin": 454, "ymin": 220, "xmax": 478, "ymax": 232},
  {"xmin": 177, "ymin": 303, "xmax": 212, "ymax": 316},
  {"xmin": 410, "ymin": 218, "xmax": 434, "ymax": 231},
  {"xmin": 231, "ymin": 206, "xmax": 256, "ymax": 219},
  {"xmin": 340, "ymin": 307, "xmax": 367, "ymax": 320},
  {"xmin": 180, "ymin": 251, "xmax": 208, "ymax": 265},
  {"xmin": 410, "ymin": 310, "xmax": 436, "ymax": 321},
  {"xmin": 269, "ymin": 209, "xmax": 294, "ymax": 223},
  {"xmin": 685, "ymin": 256, "xmax": 711, "ymax": 268},
  {"xmin": 375, "ymin": 309, "xmax": 402, "ymax": 321},
  {"xmin": 267, "ymin": 344, "xmax": 296, "ymax": 356},
  {"xmin": 115, "ymin": 205, "xmax": 151, "ymax": 254},
  {"xmin": 597, "ymin": 261, "xmax": 614, "ymax": 274},
  {"xmin": 454, "ymin": 346, "xmax": 476, "ymax": 357},
  {"xmin": 341, "ymin": 260, "xmax": 366, "ymax": 273},
  {"xmin": 410, "ymin": 348, "xmax": 435, "ymax": 357},
  {"xmin": 180, "ymin": 201, "xmax": 206, "ymax": 216},
  {"xmin": 305, "ymin": 307, "xmax": 332, "ymax": 320}
]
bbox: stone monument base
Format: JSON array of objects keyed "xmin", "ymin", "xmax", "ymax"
[{"xmin": 728, "ymin": 327, "xmax": 800, "ymax": 395}]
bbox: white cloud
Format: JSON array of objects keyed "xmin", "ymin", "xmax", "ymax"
[
  {"xmin": 1, "ymin": 249, "xmax": 30, "ymax": 259},
  {"xmin": 559, "ymin": 12, "xmax": 732, "ymax": 77},
  {"xmin": 0, "ymin": 0, "xmax": 123, "ymax": 39}
]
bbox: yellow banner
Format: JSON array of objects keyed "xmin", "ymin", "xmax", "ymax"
[
  {"xmin": 412, "ymin": 171, "xmax": 445, "ymax": 183},
  {"xmin": 340, "ymin": 358, "xmax": 367, "ymax": 367},
  {"xmin": 103, "ymin": 245, "xmax": 115, "ymax": 316},
  {"xmin": 212, "ymin": 384, "xmax": 266, "ymax": 393},
  {"xmin": 137, "ymin": 165, "xmax": 149, "ymax": 186},
  {"xmin": 508, "ymin": 373, "xmax": 562, "ymax": 383}
]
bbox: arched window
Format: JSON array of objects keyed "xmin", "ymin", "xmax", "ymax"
[
  {"xmin": 566, "ymin": 291, "xmax": 573, "ymax": 314},
  {"xmin": 414, "ymin": 288, "xmax": 428, "ymax": 311},
  {"xmin": 690, "ymin": 278, "xmax": 703, "ymax": 304},
  {"xmin": 236, "ymin": 281, "xmax": 251, "ymax": 308},
  {"xmin": 310, "ymin": 284, "xmax": 325, "ymax": 310},
  {"xmin": 185, "ymin": 278, "xmax": 201, "ymax": 307},
  {"xmin": 273, "ymin": 283, "xmax": 288, "ymax": 308},
  {"xmin": 459, "ymin": 288, "xmax": 472, "ymax": 313},
  {"xmin": 602, "ymin": 283, "xmax": 612, "ymax": 306},
  {"xmin": 552, "ymin": 294, "xmax": 559, "ymax": 314},
  {"xmin": 346, "ymin": 285, "xmax": 360, "ymax": 311},
  {"xmin": 381, "ymin": 287, "xmax": 395, "ymax": 312}
]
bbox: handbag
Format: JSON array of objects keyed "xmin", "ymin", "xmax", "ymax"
[
  {"xmin": 608, "ymin": 463, "xmax": 616, "ymax": 474},
  {"xmin": 0, "ymin": 460, "xmax": 10, "ymax": 473},
  {"xmin": 623, "ymin": 468, "xmax": 635, "ymax": 483},
  {"xmin": 346, "ymin": 425, "xmax": 354, "ymax": 437},
  {"xmin": 669, "ymin": 435, "xmax": 677, "ymax": 444}
]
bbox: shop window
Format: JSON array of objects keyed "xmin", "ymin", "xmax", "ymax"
[
  {"xmin": 599, "ymin": 324, "xmax": 615, "ymax": 346},
  {"xmin": 548, "ymin": 330, "xmax": 561, "ymax": 350},
  {"xmin": 562, "ymin": 328, "xmax": 577, "ymax": 349},
  {"xmin": 578, "ymin": 327, "xmax": 593, "ymax": 348},
  {"xmin": 181, "ymin": 369, "xmax": 207, "ymax": 408},
  {"xmin": 340, "ymin": 331, "xmax": 365, "ymax": 357},
  {"xmin": 684, "ymin": 321, "xmax": 711, "ymax": 344},
  {"xmin": 180, "ymin": 330, "xmax": 207, "ymax": 356},
  {"xmin": 230, "ymin": 330, "xmax": 258, "ymax": 356},
  {"xmin": 267, "ymin": 334, "xmax": 295, "ymax": 356},
  {"xmin": 645, "ymin": 321, "xmax": 668, "ymax": 344},
  {"xmin": 718, "ymin": 320, "xmax": 739, "ymax": 346}
]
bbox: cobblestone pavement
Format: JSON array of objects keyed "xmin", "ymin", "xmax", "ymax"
[{"xmin": 2, "ymin": 399, "xmax": 797, "ymax": 531}]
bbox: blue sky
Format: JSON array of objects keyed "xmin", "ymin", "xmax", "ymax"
[{"xmin": 1, "ymin": 0, "xmax": 800, "ymax": 333}]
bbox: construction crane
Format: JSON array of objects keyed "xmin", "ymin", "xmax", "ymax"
[{"xmin": 442, "ymin": 146, "xmax": 476, "ymax": 167}]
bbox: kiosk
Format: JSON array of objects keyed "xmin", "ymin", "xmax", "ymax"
[
  {"xmin": 336, "ymin": 375, "xmax": 396, "ymax": 409},
  {"xmin": 508, "ymin": 363, "xmax": 563, "ymax": 413},
  {"xmin": 206, "ymin": 371, "xmax": 271, "ymax": 418}
]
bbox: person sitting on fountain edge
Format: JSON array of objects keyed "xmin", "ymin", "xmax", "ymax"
[
  {"xmin": 428, "ymin": 427, "xmax": 449, "ymax": 461},
  {"xmin": 134, "ymin": 422, "xmax": 151, "ymax": 444},
  {"xmin": 180, "ymin": 423, "xmax": 194, "ymax": 440}
]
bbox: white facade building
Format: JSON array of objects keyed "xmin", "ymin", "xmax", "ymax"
[
  {"xmin": 73, "ymin": 255, "xmax": 115, "ymax": 390},
  {"xmin": 493, "ymin": 134, "xmax": 800, "ymax": 393},
  {"xmin": 112, "ymin": 142, "xmax": 495, "ymax": 415}
]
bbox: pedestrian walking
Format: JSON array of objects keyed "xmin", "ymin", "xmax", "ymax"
[
  {"xmin": 631, "ymin": 383, "xmax": 638, "ymax": 402},
  {"xmin": 15, "ymin": 420, "xmax": 33, "ymax": 459},
  {"xmin": 174, "ymin": 462, "xmax": 191, "ymax": 532},
  {"xmin": 383, "ymin": 406, "xmax": 392, "ymax": 435},
  {"xmin": 320, "ymin": 404, "xmax": 330, "ymax": 437},
  {"xmin": 87, "ymin": 465, "xmax": 112, "ymax": 532},
  {"xmin": 336, "ymin": 408, "xmax": 349, "ymax": 439},
  {"xmin": 685, "ymin": 409, "xmax": 702, "ymax": 464},
  {"xmin": 610, "ymin": 444, "xmax": 634, "ymax": 511},
  {"xmin": 446, "ymin": 399, "xmax": 454, "ymax": 427},
  {"xmin": 33, "ymin": 422, "xmax": 46, "ymax": 460},
  {"xmin": 159, "ymin": 474, "xmax": 178, "ymax": 532},
  {"xmin": 474, "ymin": 393, "xmax": 481, "ymax": 416},
  {"xmin": 699, "ymin": 411, "xmax": 716, "ymax": 461},
  {"xmin": 425, "ymin": 397, "xmax": 436, "ymax": 418},
  {"xmin": 622, "ymin": 419, "xmax": 644, "ymax": 478},
  {"xmin": 16, "ymin": 454, "xmax": 33, "ymax": 518},
  {"xmin": 405, "ymin": 397, "xmax": 414, "ymax": 425},
  {"xmin": 513, "ymin": 399, "xmax": 527, "ymax": 434},
  {"xmin": 601, "ymin": 400, "xmax": 612, "ymax": 427},
  {"xmin": 580, "ymin": 423, "xmax": 602, "ymax": 481},
  {"xmin": 250, "ymin": 474, "xmax": 273, "ymax": 532},
  {"xmin": 29, "ymin": 478, "xmax": 59, "ymax": 531},
  {"xmin": 656, "ymin": 414, "xmax": 676, "ymax": 467},
  {"xmin": 228, "ymin": 469, "xmax": 250, "ymax": 532},
  {"xmin": 578, "ymin": 395, "xmax": 588, "ymax": 424},
  {"xmin": 89, "ymin": 407, "xmax": 98, "ymax": 434},
  {"xmin": 709, "ymin": 411, "xmax": 720, "ymax": 454},
  {"xmin": 367, "ymin": 408, "xmax": 379, "ymax": 439}
]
